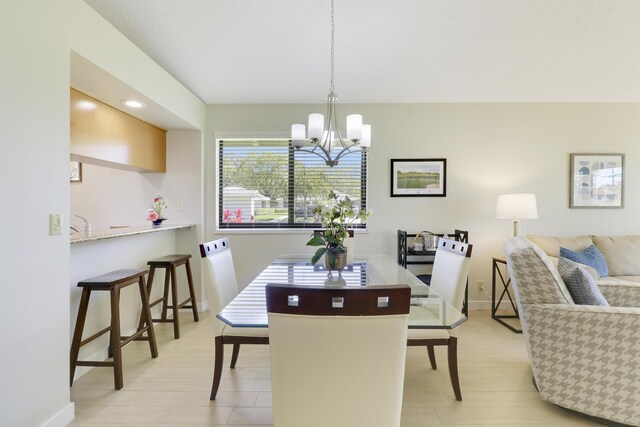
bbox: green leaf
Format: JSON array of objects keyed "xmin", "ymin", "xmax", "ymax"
[
  {"xmin": 306, "ymin": 235, "xmax": 325, "ymax": 246},
  {"xmin": 311, "ymin": 247, "xmax": 327, "ymax": 265}
]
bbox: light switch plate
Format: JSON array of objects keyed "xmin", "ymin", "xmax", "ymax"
[{"xmin": 49, "ymin": 213, "xmax": 62, "ymax": 235}]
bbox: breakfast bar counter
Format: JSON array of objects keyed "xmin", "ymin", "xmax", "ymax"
[{"xmin": 70, "ymin": 223, "xmax": 195, "ymax": 244}]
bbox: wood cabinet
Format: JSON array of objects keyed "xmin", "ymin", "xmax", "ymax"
[{"xmin": 70, "ymin": 88, "xmax": 166, "ymax": 172}]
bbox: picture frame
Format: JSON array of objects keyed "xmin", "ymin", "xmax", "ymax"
[
  {"xmin": 70, "ymin": 161, "xmax": 82, "ymax": 182},
  {"xmin": 390, "ymin": 158, "xmax": 447, "ymax": 197},
  {"xmin": 569, "ymin": 153, "xmax": 624, "ymax": 209}
]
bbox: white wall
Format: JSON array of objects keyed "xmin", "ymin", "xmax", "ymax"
[
  {"xmin": 0, "ymin": 1, "xmax": 73, "ymax": 426},
  {"xmin": 206, "ymin": 103, "xmax": 640, "ymax": 306}
]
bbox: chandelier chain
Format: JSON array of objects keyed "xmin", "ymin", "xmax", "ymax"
[{"xmin": 330, "ymin": 0, "xmax": 335, "ymax": 93}]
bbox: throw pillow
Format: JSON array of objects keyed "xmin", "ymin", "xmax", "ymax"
[
  {"xmin": 557, "ymin": 257, "xmax": 609, "ymax": 306},
  {"xmin": 559, "ymin": 244, "xmax": 609, "ymax": 277}
]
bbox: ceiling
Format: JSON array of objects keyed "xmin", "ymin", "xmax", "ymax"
[{"xmin": 84, "ymin": 0, "xmax": 640, "ymax": 104}]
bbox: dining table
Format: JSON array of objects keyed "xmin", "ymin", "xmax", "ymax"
[{"xmin": 217, "ymin": 253, "xmax": 466, "ymax": 329}]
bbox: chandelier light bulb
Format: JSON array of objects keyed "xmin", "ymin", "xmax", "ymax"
[
  {"xmin": 360, "ymin": 124, "xmax": 372, "ymax": 148},
  {"xmin": 346, "ymin": 114, "xmax": 363, "ymax": 141},
  {"xmin": 291, "ymin": 124, "xmax": 306, "ymax": 148},
  {"xmin": 308, "ymin": 114, "xmax": 324, "ymax": 140}
]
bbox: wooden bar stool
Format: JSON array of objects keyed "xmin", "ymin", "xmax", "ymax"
[
  {"xmin": 141, "ymin": 254, "xmax": 199, "ymax": 339},
  {"xmin": 70, "ymin": 268, "xmax": 158, "ymax": 390}
]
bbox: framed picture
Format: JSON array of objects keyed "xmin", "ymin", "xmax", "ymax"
[
  {"xmin": 390, "ymin": 158, "xmax": 447, "ymax": 197},
  {"xmin": 570, "ymin": 153, "xmax": 624, "ymax": 208},
  {"xmin": 70, "ymin": 161, "xmax": 82, "ymax": 182}
]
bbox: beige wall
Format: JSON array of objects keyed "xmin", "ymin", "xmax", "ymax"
[{"xmin": 207, "ymin": 103, "xmax": 640, "ymax": 306}]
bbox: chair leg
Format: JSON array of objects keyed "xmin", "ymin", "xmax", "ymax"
[
  {"xmin": 70, "ymin": 288, "xmax": 91, "ymax": 386},
  {"xmin": 138, "ymin": 276, "xmax": 158, "ymax": 358},
  {"xmin": 161, "ymin": 267, "xmax": 171, "ymax": 320},
  {"xmin": 230, "ymin": 343, "xmax": 241, "ymax": 368},
  {"xmin": 110, "ymin": 286, "xmax": 124, "ymax": 390},
  {"xmin": 210, "ymin": 335, "xmax": 224, "ymax": 400},
  {"xmin": 447, "ymin": 336, "xmax": 462, "ymax": 401},
  {"xmin": 185, "ymin": 259, "xmax": 199, "ymax": 322},
  {"xmin": 426, "ymin": 344, "xmax": 437, "ymax": 370},
  {"xmin": 170, "ymin": 265, "xmax": 180, "ymax": 339},
  {"xmin": 138, "ymin": 266, "xmax": 156, "ymax": 331}
]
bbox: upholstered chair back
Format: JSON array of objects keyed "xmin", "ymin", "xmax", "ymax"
[
  {"xmin": 200, "ymin": 238, "xmax": 239, "ymax": 335},
  {"xmin": 266, "ymin": 284, "xmax": 410, "ymax": 427},
  {"xmin": 503, "ymin": 237, "xmax": 573, "ymax": 307},
  {"xmin": 429, "ymin": 238, "xmax": 473, "ymax": 311}
]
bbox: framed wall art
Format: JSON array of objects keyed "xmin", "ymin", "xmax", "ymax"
[
  {"xmin": 390, "ymin": 158, "xmax": 447, "ymax": 197},
  {"xmin": 70, "ymin": 161, "xmax": 82, "ymax": 182},
  {"xmin": 570, "ymin": 153, "xmax": 624, "ymax": 208}
]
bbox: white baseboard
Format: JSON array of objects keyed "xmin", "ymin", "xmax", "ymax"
[
  {"xmin": 199, "ymin": 298, "xmax": 210, "ymax": 312},
  {"xmin": 39, "ymin": 402, "xmax": 74, "ymax": 427},
  {"xmin": 468, "ymin": 300, "xmax": 491, "ymax": 311}
]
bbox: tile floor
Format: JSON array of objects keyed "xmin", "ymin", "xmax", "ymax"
[{"xmin": 69, "ymin": 310, "xmax": 598, "ymax": 426}]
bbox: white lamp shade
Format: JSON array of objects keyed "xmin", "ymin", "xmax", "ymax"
[
  {"xmin": 346, "ymin": 114, "xmax": 363, "ymax": 140},
  {"xmin": 308, "ymin": 114, "xmax": 324, "ymax": 140},
  {"xmin": 291, "ymin": 124, "xmax": 306, "ymax": 148},
  {"xmin": 360, "ymin": 124, "xmax": 371, "ymax": 148},
  {"xmin": 496, "ymin": 193, "xmax": 538, "ymax": 219}
]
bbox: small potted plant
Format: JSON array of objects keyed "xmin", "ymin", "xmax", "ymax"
[
  {"xmin": 306, "ymin": 190, "xmax": 372, "ymax": 275},
  {"xmin": 147, "ymin": 195, "xmax": 167, "ymax": 226}
]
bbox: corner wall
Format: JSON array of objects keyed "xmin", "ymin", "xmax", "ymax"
[
  {"xmin": 0, "ymin": 1, "xmax": 73, "ymax": 426},
  {"xmin": 206, "ymin": 103, "xmax": 640, "ymax": 306}
]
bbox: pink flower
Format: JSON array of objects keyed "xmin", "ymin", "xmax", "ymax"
[
  {"xmin": 147, "ymin": 210, "xmax": 159, "ymax": 222},
  {"xmin": 154, "ymin": 197, "xmax": 159, "ymax": 203}
]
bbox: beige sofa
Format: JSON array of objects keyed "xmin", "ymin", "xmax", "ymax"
[
  {"xmin": 505, "ymin": 237, "xmax": 640, "ymax": 426},
  {"xmin": 528, "ymin": 235, "xmax": 640, "ymax": 307}
]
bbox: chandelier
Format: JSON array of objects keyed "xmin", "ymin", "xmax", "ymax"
[{"xmin": 290, "ymin": 0, "xmax": 371, "ymax": 167}]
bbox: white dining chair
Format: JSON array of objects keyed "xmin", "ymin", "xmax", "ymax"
[
  {"xmin": 407, "ymin": 237, "xmax": 472, "ymax": 401},
  {"xmin": 266, "ymin": 283, "xmax": 411, "ymax": 427},
  {"xmin": 199, "ymin": 237, "xmax": 269, "ymax": 400}
]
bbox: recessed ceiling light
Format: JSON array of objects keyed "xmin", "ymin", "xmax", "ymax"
[
  {"xmin": 76, "ymin": 100, "xmax": 97, "ymax": 110},
  {"xmin": 122, "ymin": 99, "xmax": 146, "ymax": 109}
]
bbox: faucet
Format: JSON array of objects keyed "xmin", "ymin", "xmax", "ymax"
[
  {"xmin": 75, "ymin": 215, "xmax": 92, "ymax": 235},
  {"xmin": 70, "ymin": 224, "xmax": 81, "ymax": 234}
]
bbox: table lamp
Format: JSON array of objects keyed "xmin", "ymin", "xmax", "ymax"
[{"xmin": 496, "ymin": 193, "xmax": 538, "ymax": 237}]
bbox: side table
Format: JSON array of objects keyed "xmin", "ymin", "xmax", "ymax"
[{"xmin": 491, "ymin": 257, "xmax": 522, "ymax": 333}]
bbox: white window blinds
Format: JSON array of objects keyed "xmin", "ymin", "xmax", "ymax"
[{"xmin": 218, "ymin": 139, "xmax": 367, "ymax": 229}]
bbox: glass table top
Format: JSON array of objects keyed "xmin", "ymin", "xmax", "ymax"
[{"xmin": 217, "ymin": 254, "xmax": 467, "ymax": 329}]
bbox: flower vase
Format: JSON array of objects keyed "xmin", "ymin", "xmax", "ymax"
[
  {"xmin": 324, "ymin": 248, "xmax": 347, "ymax": 277},
  {"xmin": 152, "ymin": 218, "xmax": 166, "ymax": 226}
]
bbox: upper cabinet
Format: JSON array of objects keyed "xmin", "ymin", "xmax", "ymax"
[{"xmin": 70, "ymin": 88, "xmax": 166, "ymax": 173}]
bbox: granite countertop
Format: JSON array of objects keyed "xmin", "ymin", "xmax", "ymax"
[{"xmin": 70, "ymin": 224, "xmax": 195, "ymax": 244}]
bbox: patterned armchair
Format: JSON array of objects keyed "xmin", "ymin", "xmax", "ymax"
[{"xmin": 504, "ymin": 237, "xmax": 640, "ymax": 426}]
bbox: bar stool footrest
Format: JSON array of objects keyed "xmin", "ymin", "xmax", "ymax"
[
  {"xmin": 149, "ymin": 298, "xmax": 166, "ymax": 308},
  {"xmin": 79, "ymin": 326, "xmax": 112, "ymax": 347},
  {"xmin": 75, "ymin": 361, "xmax": 114, "ymax": 367}
]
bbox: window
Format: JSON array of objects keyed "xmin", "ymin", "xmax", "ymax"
[{"xmin": 218, "ymin": 139, "xmax": 367, "ymax": 230}]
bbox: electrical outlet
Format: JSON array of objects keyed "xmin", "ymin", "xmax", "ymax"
[{"xmin": 477, "ymin": 280, "xmax": 485, "ymax": 291}]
